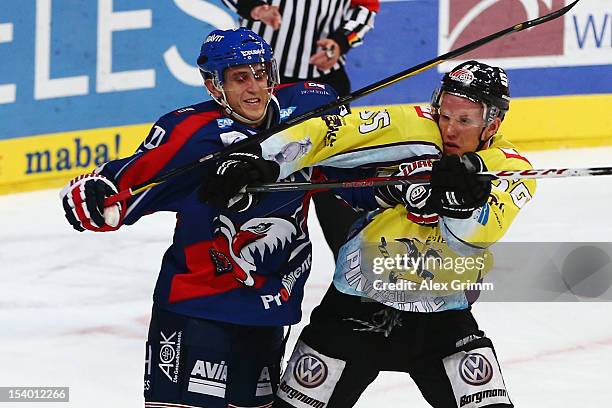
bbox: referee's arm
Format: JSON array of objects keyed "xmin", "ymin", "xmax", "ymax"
[{"xmin": 328, "ymin": 0, "xmax": 379, "ymax": 55}]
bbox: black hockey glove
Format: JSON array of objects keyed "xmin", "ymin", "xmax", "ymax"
[
  {"xmin": 427, "ymin": 153, "xmax": 492, "ymax": 219},
  {"xmin": 199, "ymin": 150, "xmax": 280, "ymax": 212}
]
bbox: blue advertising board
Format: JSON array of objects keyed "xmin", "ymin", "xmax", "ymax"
[{"xmin": 1, "ymin": 0, "xmax": 611, "ymax": 193}]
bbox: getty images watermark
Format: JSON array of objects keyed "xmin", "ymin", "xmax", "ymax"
[
  {"xmin": 370, "ymin": 253, "xmax": 494, "ymax": 293},
  {"xmin": 364, "ymin": 243, "xmax": 612, "ymax": 302}
]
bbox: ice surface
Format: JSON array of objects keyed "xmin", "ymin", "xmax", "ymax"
[{"xmin": 1, "ymin": 147, "xmax": 612, "ymax": 407}]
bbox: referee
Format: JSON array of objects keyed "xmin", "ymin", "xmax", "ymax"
[{"xmin": 221, "ymin": 0, "xmax": 379, "ymax": 258}]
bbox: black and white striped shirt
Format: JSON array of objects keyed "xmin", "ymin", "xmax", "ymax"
[{"xmin": 222, "ymin": 0, "xmax": 378, "ymax": 80}]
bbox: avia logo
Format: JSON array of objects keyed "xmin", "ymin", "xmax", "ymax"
[
  {"xmin": 459, "ymin": 353, "xmax": 493, "ymax": 385},
  {"xmin": 294, "ymin": 354, "xmax": 328, "ymax": 388},
  {"xmin": 188, "ymin": 360, "xmax": 227, "ymax": 398},
  {"xmin": 439, "ymin": 0, "xmax": 565, "ymax": 63},
  {"xmin": 191, "ymin": 360, "xmax": 228, "ymax": 381},
  {"xmin": 205, "ymin": 34, "xmax": 224, "ymax": 43}
]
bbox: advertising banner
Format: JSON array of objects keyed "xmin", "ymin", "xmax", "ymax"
[{"xmin": 1, "ymin": 0, "xmax": 610, "ymax": 194}]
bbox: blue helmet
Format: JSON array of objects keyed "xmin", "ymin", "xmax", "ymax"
[{"xmin": 197, "ymin": 27, "xmax": 279, "ymax": 88}]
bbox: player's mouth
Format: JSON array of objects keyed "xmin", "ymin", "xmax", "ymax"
[
  {"xmin": 444, "ymin": 142, "xmax": 460, "ymax": 151},
  {"xmin": 243, "ymin": 97, "xmax": 262, "ymax": 108}
]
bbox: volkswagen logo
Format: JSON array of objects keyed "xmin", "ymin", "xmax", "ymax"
[
  {"xmin": 459, "ymin": 353, "xmax": 493, "ymax": 385},
  {"xmin": 294, "ymin": 354, "xmax": 328, "ymax": 388}
]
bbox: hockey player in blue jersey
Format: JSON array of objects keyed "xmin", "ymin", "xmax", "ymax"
[{"xmin": 59, "ymin": 28, "xmax": 340, "ymax": 408}]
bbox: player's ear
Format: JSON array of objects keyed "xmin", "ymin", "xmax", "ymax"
[
  {"xmin": 205, "ymin": 79, "xmax": 222, "ymax": 99},
  {"xmin": 484, "ymin": 117, "xmax": 501, "ymax": 140}
]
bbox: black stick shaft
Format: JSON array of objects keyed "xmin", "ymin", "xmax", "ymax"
[
  {"xmin": 246, "ymin": 165, "xmax": 612, "ymax": 193},
  {"xmin": 105, "ymin": 0, "xmax": 580, "ymax": 206}
]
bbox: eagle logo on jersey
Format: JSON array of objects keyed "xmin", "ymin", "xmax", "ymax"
[
  {"xmin": 218, "ymin": 216, "xmax": 297, "ymax": 286},
  {"xmin": 168, "ymin": 215, "xmax": 296, "ymax": 303}
]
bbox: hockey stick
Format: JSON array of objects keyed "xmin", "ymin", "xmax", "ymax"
[
  {"xmin": 245, "ymin": 166, "xmax": 612, "ymax": 193},
  {"xmin": 104, "ymin": 0, "xmax": 580, "ymax": 206}
]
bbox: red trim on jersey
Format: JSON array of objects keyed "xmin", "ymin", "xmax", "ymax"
[
  {"xmin": 406, "ymin": 210, "xmax": 438, "ymax": 226},
  {"xmin": 351, "ymin": 0, "xmax": 380, "ymax": 13},
  {"xmin": 170, "ymin": 236, "xmax": 267, "ymax": 303},
  {"xmin": 300, "ymin": 167, "xmax": 328, "ymax": 227},
  {"xmin": 274, "ymin": 82, "xmax": 297, "ymax": 91},
  {"xmin": 118, "ymin": 111, "xmax": 222, "ymax": 191},
  {"xmin": 414, "ymin": 105, "xmax": 436, "ymax": 122},
  {"xmin": 498, "ymin": 148, "xmax": 532, "ymax": 166}
]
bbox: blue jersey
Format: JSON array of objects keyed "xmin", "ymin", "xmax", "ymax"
[{"xmin": 98, "ymin": 82, "xmax": 337, "ymax": 326}]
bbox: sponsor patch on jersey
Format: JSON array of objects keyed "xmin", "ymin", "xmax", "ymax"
[
  {"xmin": 280, "ymin": 106, "xmax": 297, "ymax": 120},
  {"xmin": 216, "ymin": 118, "xmax": 234, "ymax": 129},
  {"xmin": 443, "ymin": 346, "xmax": 512, "ymax": 408},
  {"xmin": 188, "ymin": 359, "xmax": 227, "ymax": 398},
  {"xmin": 459, "ymin": 353, "xmax": 493, "ymax": 386},
  {"xmin": 294, "ymin": 354, "xmax": 328, "ymax": 388},
  {"xmin": 256, "ymin": 366, "xmax": 273, "ymax": 396},
  {"xmin": 260, "ymin": 253, "xmax": 312, "ymax": 310},
  {"xmin": 175, "ymin": 107, "xmax": 195, "ymax": 114},
  {"xmin": 304, "ymin": 82, "xmax": 326, "ymax": 91},
  {"xmin": 158, "ymin": 330, "xmax": 182, "ymax": 383},
  {"xmin": 278, "ymin": 341, "xmax": 346, "ymax": 408},
  {"xmin": 477, "ymin": 203, "xmax": 490, "ymax": 225}
]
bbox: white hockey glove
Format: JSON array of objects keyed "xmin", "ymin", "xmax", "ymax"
[{"xmin": 60, "ymin": 173, "xmax": 124, "ymax": 232}]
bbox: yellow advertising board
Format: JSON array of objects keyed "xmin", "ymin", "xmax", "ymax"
[
  {"xmin": 1, "ymin": 94, "xmax": 611, "ymax": 195},
  {"xmin": 0, "ymin": 124, "xmax": 150, "ymax": 195}
]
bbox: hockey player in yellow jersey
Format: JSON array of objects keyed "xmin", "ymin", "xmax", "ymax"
[{"xmin": 201, "ymin": 61, "xmax": 534, "ymax": 407}]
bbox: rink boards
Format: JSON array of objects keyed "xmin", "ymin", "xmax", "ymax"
[{"xmin": 1, "ymin": 0, "xmax": 611, "ymax": 194}]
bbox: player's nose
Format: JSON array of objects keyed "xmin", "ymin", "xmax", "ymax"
[
  {"xmin": 441, "ymin": 120, "xmax": 457, "ymax": 140},
  {"xmin": 244, "ymin": 75, "xmax": 261, "ymax": 92}
]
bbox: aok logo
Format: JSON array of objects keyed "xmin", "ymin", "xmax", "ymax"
[{"xmin": 439, "ymin": 0, "xmax": 565, "ymax": 64}]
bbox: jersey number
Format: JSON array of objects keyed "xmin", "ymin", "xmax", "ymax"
[
  {"xmin": 358, "ymin": 110, "xmax": 390, "ymax": 134},
  {"xmin": 493, "ymin": 179, "xmax": 532, "ymax": 209}
]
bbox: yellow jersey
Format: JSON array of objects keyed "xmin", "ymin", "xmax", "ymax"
[{"xmin": 261, "ymin": 105, "xmax": 536, "ymax": 312}]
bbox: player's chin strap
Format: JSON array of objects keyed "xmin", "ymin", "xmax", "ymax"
[
  {"xmin": 477, "ymin": 128, "xmax": 494, "ymax": 151},
  {"xmin": 476, "ymin": 104, "xmax": 501, "ymax": 151},
  {"xmin": 211, "ymin": 86, "xmax": 274, "ymax": 126}
]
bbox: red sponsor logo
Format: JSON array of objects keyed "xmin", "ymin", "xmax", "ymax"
[
  {"xmin": 449, "ymin": 68, "xmax": 475, "ymax": 84},
  {"xmin": 441, "ymin": 0, "xmax": 565, "ymax": 59},
  {"xmin": 304, "ymin": 82, "xmax": 326, "ymax": 90}
]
